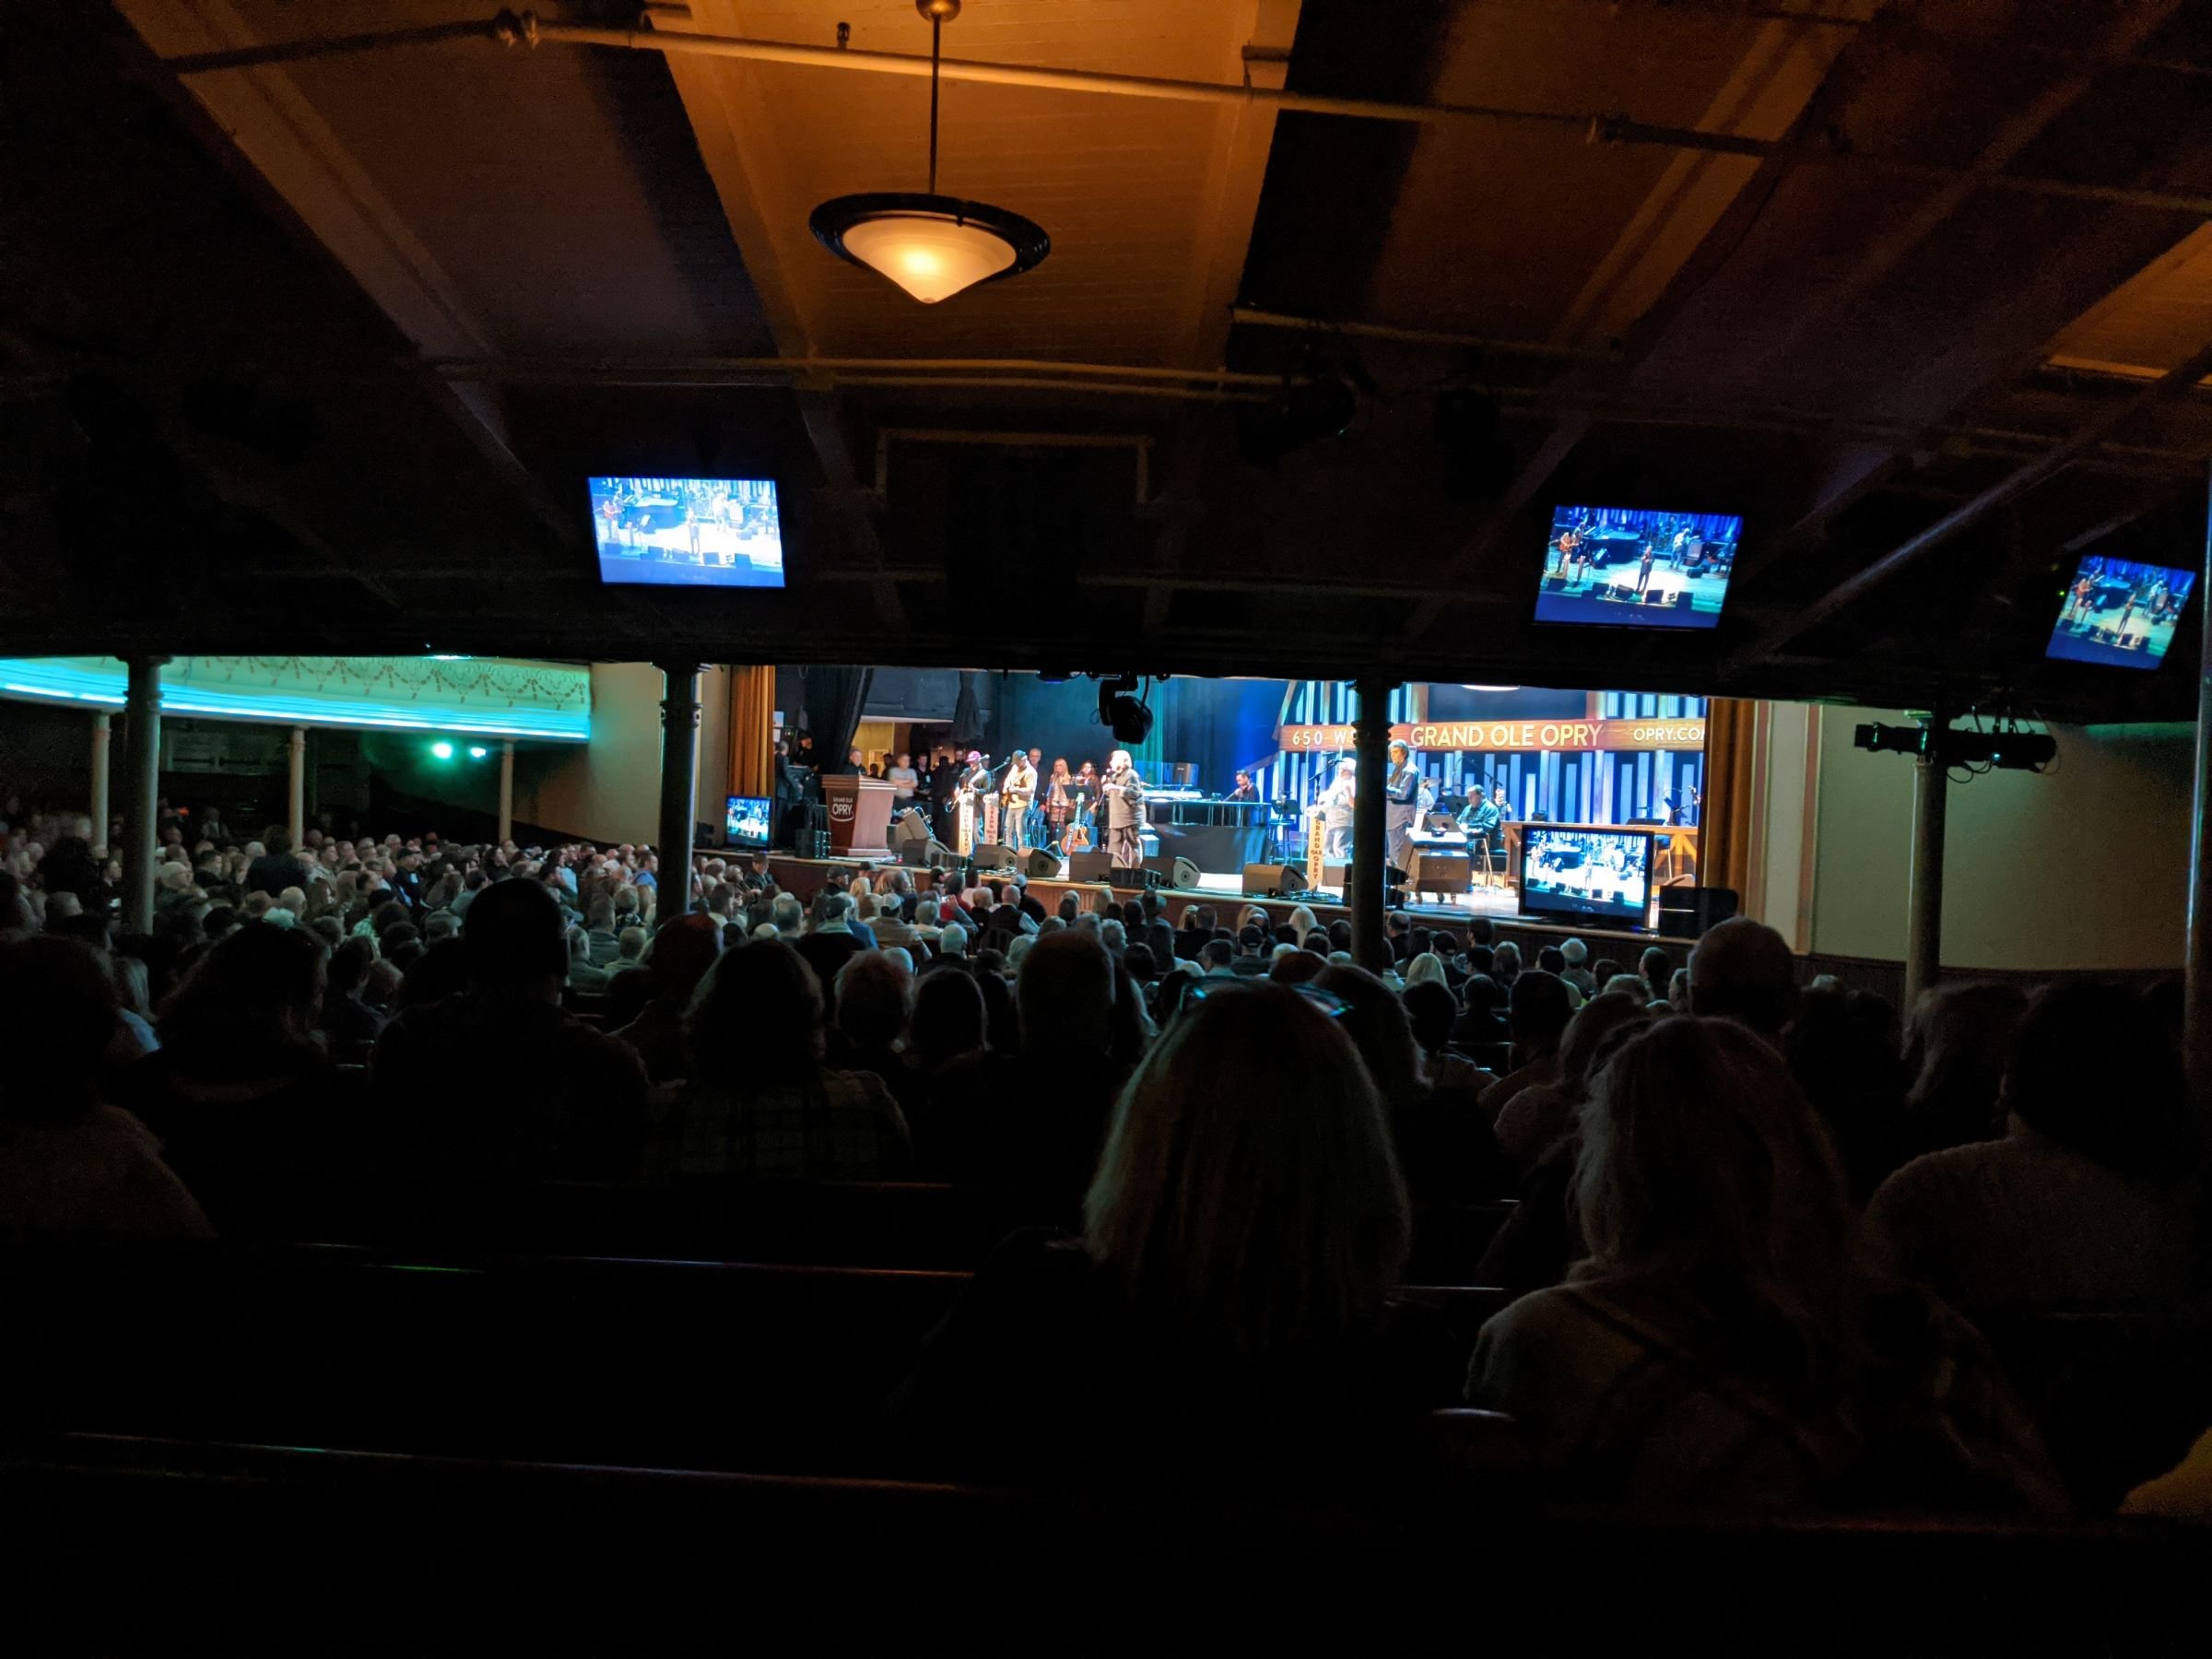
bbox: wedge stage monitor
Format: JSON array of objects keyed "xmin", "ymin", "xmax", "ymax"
[
  {"xmin": 2045, "ymin": 554, "xmax": 2194, "ymax": 671},
  {"xmin": 1535, "ymin": 505, "xmax": 1742, "ymax": 629},
  {"xmin": 590, "ymin": 477, "xmax": 783, "ymax": 588},
  {"xmin": 725, "ymin": 794, "xmax": 773, "ymax": 850},
  {"xmin": 1521, "ymin": 826, "xmax": 1654, "ymax": 924}
]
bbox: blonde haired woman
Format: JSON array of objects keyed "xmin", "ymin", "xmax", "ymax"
[
  {"xmin": 1469, "ymin": 1018, "xmax": 2063, "ymax": 1512},
  {"xmin": 885, "ymin": 982, "xmax": 1459, "ymax": 1486},
  {"xmin": 1044, "ymin": 757, "xmax": 1073, "ymax": 846}
]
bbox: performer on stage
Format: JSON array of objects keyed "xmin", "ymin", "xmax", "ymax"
[
  {"xmin": 1319, "ymin": 758, "xmax": 1357, "ymax": 863},
  {"xmin": 1066, "ymin": 759, "xmax": 1098, "ymax": 850},
  {"xmin": 1227, "ymin": 771, "xmax": 1257, "ymax": 802},
  {"xmin": 1459, "ymin": 782, "xmax": 1506, "ymax": 888},
  {"xmin": 1045, "ymin": 758, "xmax": 1073, "ymax": 847},
  {"xmin": 957, "ymin": 750, "xmax": 993, "ymax": 854},
  {"xmin": 1383, "ymin": 741, "xmax": 1423, "ymax": 874},
  {"xmin": 1102, "ymin": 749, "xmax": 1147, "ymax": 874},
  {"xmin": 1002, "ymin": 749, "xmax": 1038, "ymax": 851}
]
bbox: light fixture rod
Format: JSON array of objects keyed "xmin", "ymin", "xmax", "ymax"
[{"xmin": 927, "ymin": 16, "xmax": 941, "ymax": 195}]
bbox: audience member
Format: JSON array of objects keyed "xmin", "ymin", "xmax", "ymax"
[
  {"xmin": 0, "ymin": 936, "xmax": 211, "ymax": 1240},
  {"xmin": 1869, "ymin": 982, "xmax": 2203, "ymax": 1307},
  {"xmin": 1687, "ymin": 917, "xmax": 1797, "ymax": 1038},
  {"xmin": 934, "ymin": 930, "xmax": 1124, "ymax": 1224},
  {"xmin": 1900, "ymin": 982, "xmax": 2027, "ymax": 1157},
  {"xmin": 884, "ymin": 982, "xmax": 1456, "ymax": 1488},
  {"xmin": 1317, "ymin": 964, "xmax": 1511, "ymax": 1203},
  {"xmin": 651, "ymin": 939, "xmax": 911, "ymax": 1181},
  {"xmin": 1469, "ymin": 1018, "xmax": 2063, "ymax": 1512},
  {"xmin": 1481, "ymin": 970, "xmax": 1572, "ymax": 1119},
  {"xmin": 371, "ymin": 881, "xmax": 647, "ymax": 1182},
  {"xmin": 1491, "ymin": 991, "xmax": 1653, "ymax": 1168},
  {"xmin": 608, "ymin": 914, "xmax": 723, "ymax": 1085},
  {"xmin": 118, "ymin": 924, "xmax": 340, "ymax": 1173},
  {"xmin": 319, "ymin": 935, "xmax": 386, "ymax": 1050}
]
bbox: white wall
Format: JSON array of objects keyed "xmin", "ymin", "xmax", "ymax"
[
  {"xmin": 515, "ymin": 663, "xmax": 666, "ymax": 846},
  {"xmin": 1801, "ymin": 707, "xmax": 2192, "ymax": 971},
  {"xmin": 1755, "ymin": 702, "xmax": 1817, "ymax": 951}
]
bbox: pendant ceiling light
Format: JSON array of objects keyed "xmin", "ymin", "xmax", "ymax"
[{"xmin": 809, "ymin": 0, "xmax": 1049, "ymax": 304}]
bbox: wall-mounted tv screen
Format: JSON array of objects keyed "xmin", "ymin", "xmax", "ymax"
[
  {"xmin": 725, "ymin": 794, "xmax": 773, "ymax": 849},
  {"xmin": 2045, "ymin": 554, "xmax": 2194, "ymax": 671},
  {"xmin": 590, "ymin": 477, "xmax": 783, "ymax": 588},
  {"xmin": 1535, "ymin": 505, "xmax": 1742, "ymax": 629},
  {"xmin": 1521, "ymin": 826, "xmax": 1654, "ymax": 924}
]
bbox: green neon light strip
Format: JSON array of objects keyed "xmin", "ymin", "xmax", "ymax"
[{"xmin": 0, "ymin": 658, "xmax": 590, "ymax": 741}]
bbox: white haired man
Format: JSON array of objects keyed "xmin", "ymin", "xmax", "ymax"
[
  {"xmin": 1101, "ymin": 748, "xmax": 1147, "ymax": 875},
  {"xmin": 1319, "ymin": 758, "xmax": 1357, "ymax": 863}
]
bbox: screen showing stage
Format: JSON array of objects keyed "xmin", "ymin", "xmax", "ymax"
[
  {"xmin": 725, "ymin": 794, "xmax": 772, "ymax": 849},
  {"xmin": 1535, "ymin": 505, "xmax": 1742, "ymax": 629},
  {"xmin": 590, "ymin": 477, "xmax": 783, "ymax": 588},
  {"xmin": 2045, "ymin": 554, "xmax": 2194, "ymax": 670},
  {"xmin": 1521, "ymin": 827, "xmax": 1653, "ymax": 924}
]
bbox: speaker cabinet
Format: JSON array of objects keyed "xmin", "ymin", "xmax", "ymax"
[
  {"xmin": 1241, "ymin": 863, "xmax": 1306, "ymax": 898},
  {"xmin": 972, "ymin": 841, "xmax": 1017, "ymax": 871},
  {"xmin": 1144, "ymin": 854, "xmax": 1203, "ymax": 890},
  {"xmin": 1657, "ymin": 886, "xmax": 1739, "ymax": 939},
  {"xmin": 1025, "ymin": 847, "xmax": 1062, "ymax": 879},
  {"xmin": 1065, "ymin": 851, "xmax": 1117, "ymax": 884},
  {"xmin": 900, "ymin": 840, "xmax": 957, "ymax": 869}
]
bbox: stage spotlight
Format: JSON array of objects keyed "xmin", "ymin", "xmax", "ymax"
[
  {"xmin": 430, "ymin": 741, "xmax": 455, "ymax": 760},
  {"xmin": 1097, "ymin": 674, "xmax": 1153, "ymax": 745},
  {"xmin": 467, "ymin": 745, "xmax": 488, "ymax": 759}
]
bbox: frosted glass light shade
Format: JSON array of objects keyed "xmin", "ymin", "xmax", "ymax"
[
  {"xmin": 810, "ymin": 193, "xmax": 1050, "ymax": 305},
  {"xmin": 840, "ymin": 215, "xmax": 1018, "ymax": 303}
]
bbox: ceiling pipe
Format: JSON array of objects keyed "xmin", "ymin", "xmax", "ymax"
[
  {"xmin": 1727, "ymin": 334, "xmax": 2212, "ymax": 674},
  {"xmin": 158, "ymin": 10, "xmax": 2212, "ymax": 218},
  {"xmin": 427, "ymin": 353, "xmax": 1288, "ymax": 387},
  {"xmin": 1228, "ymin": 308, "xmax": 1618, "ymax": 363}
]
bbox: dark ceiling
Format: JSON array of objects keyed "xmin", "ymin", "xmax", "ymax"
[{"xmin": 4, "ymin": 0, "xmax": 2209, "ymax": 723}]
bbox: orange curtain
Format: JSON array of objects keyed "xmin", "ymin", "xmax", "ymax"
[
  {"xmin": 1700, "ymin": 697, "xmax": 1759, "ymax": 898},
  {"xmin": 726, "ymin": 665, "xmax": 776, "ymax": 798}
]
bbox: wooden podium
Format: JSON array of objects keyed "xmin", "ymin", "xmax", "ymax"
[{"xmin": 823, "ymin": 775, "xmax": 896, "ymax": 858}]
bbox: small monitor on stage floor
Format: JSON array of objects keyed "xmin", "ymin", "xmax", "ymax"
[
  {"xmin": 2045, "ymin": 553, "xmax": 2193, "ymax": 671},
  {"xmin": 590, "ymin": 477, "xmax": 784, "ymax": 589},
  {"xmin": 1535, "ymin": 504, "xmax": 1742, "ymax": 629},
  {"xmin": 1521, "ymin": 827, "xmax": 1654, "ymax": 925},
  {"xmin": 724, "ymin": 794, "xmax": 772, "ymax": 850}
]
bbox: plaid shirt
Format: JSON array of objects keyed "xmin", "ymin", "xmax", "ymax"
[{"xmin": 649, "ymin": 1070, "xmax": 913, "ymax": 1181}]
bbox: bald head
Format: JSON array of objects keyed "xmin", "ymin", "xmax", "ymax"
[{"xmin": 1688, "ymin": 917, "xmax": 1797, "ymax": 1037}]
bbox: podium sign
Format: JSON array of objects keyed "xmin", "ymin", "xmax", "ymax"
[{"xmin": 823, "ymin": 775, "xmax": 896, "ymax": 858}]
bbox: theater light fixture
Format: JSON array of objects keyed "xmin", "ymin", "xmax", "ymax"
[
  {"xmin": 809, "ymin": 1, "xmax": 1049, "ymax": 305},
  {"xmin": 430, "ymin": 741, "xmax": 455, "ymax": 760},
  {"xmin": 1097, "ymin": 674, "xmax": 1154, "ymax": 746}
]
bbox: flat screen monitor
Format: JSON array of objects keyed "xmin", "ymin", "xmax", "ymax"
[
  {"xmin": 724, "ymin": 794, "xmax": 772, "ymax": 849},
  {"xmin": 590, "ymin": 477, "xmax": 783, "ymax": 588},
  {"xmin": 2045, "ymin": 554, "xmax": 2194, "ymax": 670},
  {"xmin": 1535, "ymin": 505, "xmax": 1743, "ymax": 629},
  {"xmin": 1521, "ymin": 826, "xmax": 1654, "ymax": 924}
]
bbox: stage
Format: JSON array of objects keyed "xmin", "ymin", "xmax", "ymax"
[{"xmin": 724, "ymin": 850, "xmax": 1686, "ymax": 963}]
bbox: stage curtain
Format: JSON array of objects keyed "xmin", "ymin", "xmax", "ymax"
[
  {"xmin": 801, "ymin": 665, "xmax": 875, "ymax": 763},
  {"xmin": 726, "ymin": 665, "xmax": 775, "ymax": 798},
  {"xmin": 1700, "ymin": 697, "xmax": 1759, "ymax": 897}
]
